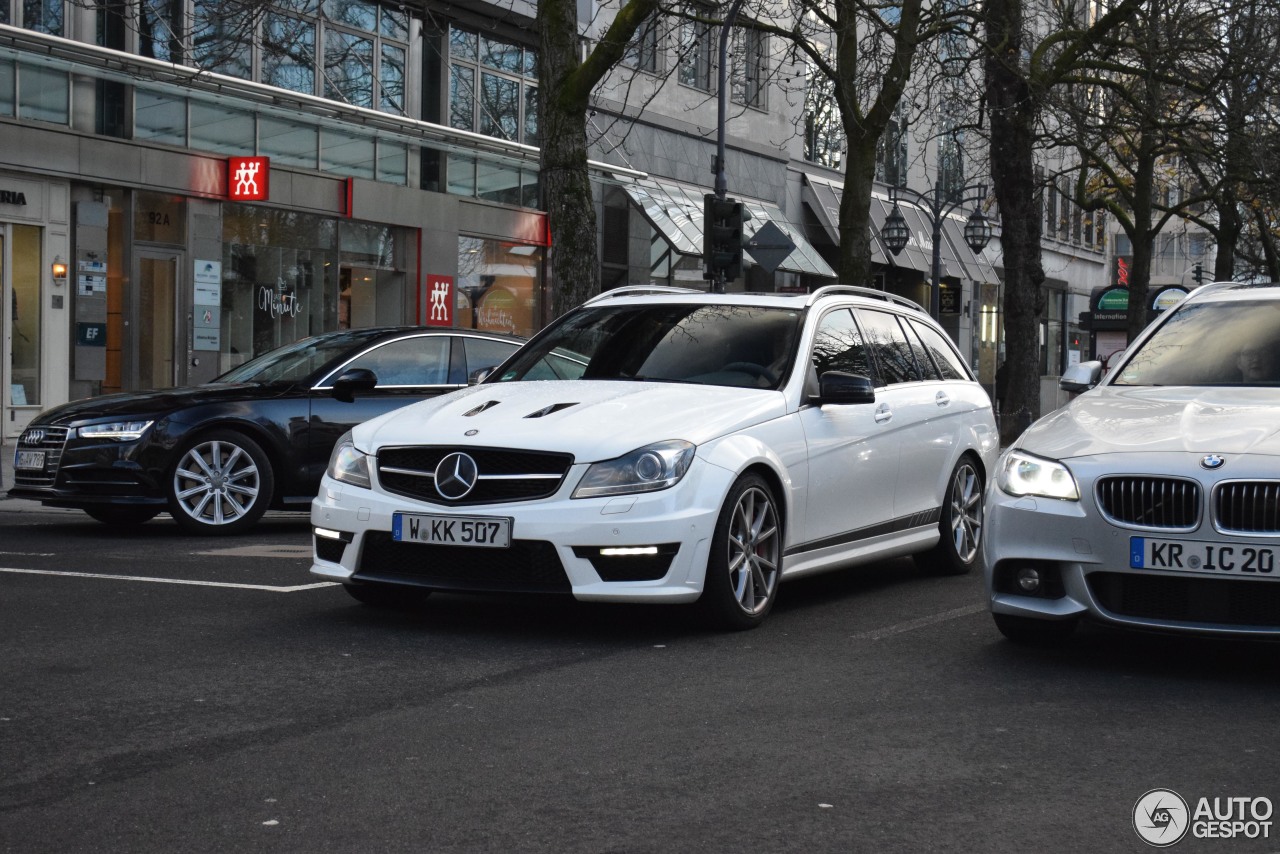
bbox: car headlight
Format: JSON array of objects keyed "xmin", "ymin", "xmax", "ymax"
[
  {"xmin": 997, "ymin": 449, "xmax": 1080, "ymax": 500},
  {"xmin": 327, "ymin": 437, "xmax": 372, "ymax": 490},
  {"xmin": 573, "ymin": 440, "xmax": 696, "ymax": 499},
  {"xmin": 76, "ymin": 420, "xmax": 154, "ymax": 441}
]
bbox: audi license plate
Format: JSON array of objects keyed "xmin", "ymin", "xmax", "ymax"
[
  {"xmin": 1130, "ymin": 536, "xmax": 1277, "ymax": 577},
  {"xmin": 393, "ymin": 512, "xmax": 511, "ymax": 548},
  {"xmin": 14, "ymin": 450, "xmax": 45, "ymax": 471}
]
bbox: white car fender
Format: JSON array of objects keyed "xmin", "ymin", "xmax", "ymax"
[{"xmin": 696, "ymin": 416, "xmax": 809, "ymax": 548}]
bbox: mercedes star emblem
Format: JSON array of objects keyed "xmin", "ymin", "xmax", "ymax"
[{"xmin": 434, "ymin": 452, "xmax": 480, "ymax": 500}]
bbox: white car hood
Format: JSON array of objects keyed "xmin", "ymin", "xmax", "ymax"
[
  {"xmin": 1021, "ymin": 385, "xmax": 1280, "ymax": 459},
  {"xmin": 353, "ymin": 380, "xmax": 787, "ymax": 461}
]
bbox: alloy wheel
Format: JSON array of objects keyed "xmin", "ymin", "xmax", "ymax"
[
  {"xmin": 172, "ymin": 439, "xmax": 263, "ymax": 527},
  {"xmin": 727, "ymin": 486, "xmax": 781, "ymax": 615}
]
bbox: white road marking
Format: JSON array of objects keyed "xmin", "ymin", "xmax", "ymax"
[
  {"xmin": 851, "ymin": 603, "xmax": 986, "ymax": 640},
  {"xmin": 0, "ymin": 551, "xmax": 56, "ymax": 557},
  {"xmin": 0, "ymin": 567, "xmax": 337, "ymax": 592},
  {"xmin": 195, "ymin": 545, "xmax": 313, "ymax": 559}
]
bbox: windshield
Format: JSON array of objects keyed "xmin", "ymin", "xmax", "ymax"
[
  {"xmin": 1112, "ymin": 299, "xmax": 1280, "ymax": 386},
  {"xmin": 213, "ymin": 330, "xmax": 385, "ymax": 384},
  {"xmin": 496, "ymin": 304, "xmax": 802, "ymax": 389}
]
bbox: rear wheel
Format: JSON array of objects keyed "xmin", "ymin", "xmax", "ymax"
[
  {"xmin": 915, "ymin": 455, "xmax": 984, "ymax": 576},
  {"xmin": 344, "ymin": 583, "xmax": 431, "ymax": 609},
  {"xmin": 993, "ymin": 613, "xmax": 1079, "ymax": 644},
  {"xmin": 83, "ymin": 506, "xmax": 162, "ymax": 526},
  {"xmin": 697, "ymin": 473, "xmax": 783, "ymax": 630},
  {"xmin": 167, "ymin": 430, "xmax": 274, "ymax": 535}
]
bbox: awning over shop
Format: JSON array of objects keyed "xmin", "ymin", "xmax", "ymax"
[
  {"xmin": 620, "ymin": 177, "xmax": 837, "ymax": 279},
  {"xmin": 801, "ymin": 174, "xmax": 1000, "ymax": 284},
  {"xmin": 800, "ymin": 177, "xmax": 889, "ymax": 265}
]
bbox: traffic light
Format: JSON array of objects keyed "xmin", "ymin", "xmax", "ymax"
[
  {"xmin": 1193, "ymin": 263, "xmax": 1204, "ymax": 285},
  {"xmin": 703, "ymin": 194, "xmax": 744, "ymax": 283}
]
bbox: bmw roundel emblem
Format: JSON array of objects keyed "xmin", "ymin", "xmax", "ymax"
[
  {"xmin": 1200, "ymin": 454, "xmax": 1225, "ymax": 470},
  {"xmin": 434, "ymin": 452, "xmax": 480, "ymax": 500}
]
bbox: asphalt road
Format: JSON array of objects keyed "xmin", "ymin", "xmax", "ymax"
[{"xmin": 1, "ymin": 502, "xmax": 1278, "ymax": 853}]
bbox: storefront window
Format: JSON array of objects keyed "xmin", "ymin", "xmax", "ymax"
[
  {"xmin": 219, "ymin": 207, "xmax": 411, "ymax": 370},
  {"xmin": 221, "ymin": 206, "xmax": 339, "ymax": 369},
  {"xmin": 9, "ymin": 224, "xmax": 41, "ymax": 406},
  {"xmin": 455, "ymin": 236, "xmax": 543, "ymax": 338}
]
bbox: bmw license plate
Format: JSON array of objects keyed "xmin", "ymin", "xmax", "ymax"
[
  {"xmin": 1130, "ymin": 536, "xmax": 1278, "ymax": 577},
  {"xmin": 393, "ymin": 513, "xmax": 511, "ymax": 548},
  {"xmin": 14, "ymin": 450, "xmax": 45, "ymax": 471}
]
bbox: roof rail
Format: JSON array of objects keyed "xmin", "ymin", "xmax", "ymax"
[
  {"xmin": 805, "ymin": 285, "xmax": 926, "ymax": 313},
  {"xmin": 1193, "ymin": 280, "xmax": 1279, "ymax": 296},
  {"xmin": 584, "ymin": 285, "xmax": 703, "ymax": 304}
]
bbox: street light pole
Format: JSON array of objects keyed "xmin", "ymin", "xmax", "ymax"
[{"xmin": 880, "ymin": 183, "xmax": 992, "ymax": 320}]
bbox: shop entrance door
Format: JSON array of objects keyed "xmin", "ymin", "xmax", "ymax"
[
  {"xmin": 134, "ymin": 250, "xmax": 186, "ymax": 390},
  {"xmin": 2, "ymin": 224, "xmax": 43, "ymax": 440}
]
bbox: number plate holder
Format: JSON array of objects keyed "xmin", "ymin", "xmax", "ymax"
[
  {"xmin": 393, "ymin": 512, "xmax": 512, "ymax": 548},
  {"xmin": 1130, "ymin": 536, "xmax": 1278, "ymax": 577},
  {"xmin": 14, "ymin": 450, "xmax": 46, "ymax": 471}
]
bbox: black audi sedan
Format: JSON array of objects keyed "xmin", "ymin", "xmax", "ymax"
[{"xmin": 9, "ymin": 327, "xmax": 523, "ymax": 534}]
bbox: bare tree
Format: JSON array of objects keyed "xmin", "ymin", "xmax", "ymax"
[{"xmin": 981, "ymin": 0, "xmax": 1142, "ymax": 439}]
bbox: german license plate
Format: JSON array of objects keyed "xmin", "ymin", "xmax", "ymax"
[
  {"xmin": 1130, "ymin": 536, "xmax": 1278, "ymax": 577},
  {"xmin": 14, "ymin": 450, "xmax": 45, "ymax": 471},
  {"xmin": 392, "ymin": 513, "xmax": 511, "ymax": 548}
]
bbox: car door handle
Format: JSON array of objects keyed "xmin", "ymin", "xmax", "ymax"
[
  {"xmin": 874, "ymin": 404, "xmax": 893, "ymax": 423},
  {"xmin": 935, "ymin": 391, "xmax": 951, "ymax": 406}
]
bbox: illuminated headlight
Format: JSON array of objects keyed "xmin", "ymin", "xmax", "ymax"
[
  {"xmin": 573, "ymin": 440, "xmax": 695, "ymax": 499},
  {"xmin": 997, "ymin": 449, "xmax": 1080, "ymax": 500},
  {"xmin": 76, "ymin": 420, "xmax": 154, "ymax": 441},
  {"xmin": 327, "ymin": 436, "xmax": 372, "ymax": 490}
]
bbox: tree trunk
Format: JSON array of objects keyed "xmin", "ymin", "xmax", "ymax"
[
  {"xmin": 836, "ymin": 144, "xmax": 879, "ymax": 285},
  {"xmin": 984, "ymin": 0, "xmax": 1046, "ymax": 444}
]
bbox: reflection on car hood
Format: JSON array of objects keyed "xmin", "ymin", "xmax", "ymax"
[
  {"xmin": 1021, "ymin": 386, "xmax": 1280, "ymax": 458},
  {"xmin": 355, "ymin": 380, "xmax": 786, "ymax": 461},
  {"xmin": 31, "ymin": 383, "xmax": 291, "ymax": 425}
]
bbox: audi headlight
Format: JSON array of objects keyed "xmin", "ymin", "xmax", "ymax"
[
  {"xmin": 77, "ymin": 420, "xmax": 154, "ymax": 441},
  {"xmin": 997, "ymin": 449, "xmax": 1079, "ymax": 500},
  {"xmin": 327, "ymin": 436, "xmax": 372, "ymax": 490},
  {"xmin": 573, "ymin": 440, "xmax": 696, "ymax": 499}
]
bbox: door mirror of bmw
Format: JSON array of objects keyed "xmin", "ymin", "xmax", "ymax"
[
  {"xmin": 331, "ymin": 368, "xmax": 379, "ymax": 403},
  {"xmin": 1059, "ymin": 360, "xmax": 1102, "ymax": 394},
  {"xmin": 813, "ymin": 371, "xmax": 876, "ymax": 406}
]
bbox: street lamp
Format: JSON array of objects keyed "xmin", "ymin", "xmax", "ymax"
[{"xmin": 879, "ymin": 183, "xmax": 992, "ymax": 320}]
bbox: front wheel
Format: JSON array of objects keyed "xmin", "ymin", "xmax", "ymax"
[
  {"xmin": 167, "ymin": 430, "xmax": 274, "ymax": 535},
  {"xmin": 915, "ymin": 455, "xmax": 984, "ymax": 576},
  {"xmin": 697, "ymin": 473, "xmax": 783, "ymax": 630}
]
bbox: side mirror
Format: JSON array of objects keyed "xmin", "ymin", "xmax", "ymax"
[
  {"xmin": 812, "ymin": 371, "xmax": 875, "ymax": 405},
  {"xmin": 469, "ymin": 367, "xmax": 494, "ymax": 385},
  {"xmin": 1059, "ymin": 360, "xmax": 1102, "ymax": 394},
  {"xmin": 331, "ymin": 368, "xmax": 378, "ymax": 403}
]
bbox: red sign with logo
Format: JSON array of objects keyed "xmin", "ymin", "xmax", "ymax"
[
  {"xmin": 227, "ymin": 157, "xmax": 270, "ymax": 201},
  {"xmin": 421, "ymin": 274, "xmax": 454, "ymax": 327}
]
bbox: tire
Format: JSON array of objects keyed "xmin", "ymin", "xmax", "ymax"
[
  {"xmin": 83, "ymin": 506, "xmax": 162, "ymax": 526},
  {"xmin": 344, "ymin": 582, "xmax": 431, "ymax": 609},
  {"xmin": 915, "ymin": 455, "xmax": 984, "ymax": 576},
  {"xmin": 167, "ymin": 430, "xmax": 274, "ymax": 535},
  {"xmin": 697, "ymin": 473, "xmax": 783, "ymax": 630},
  {"xmin": 993, "ymin": 612, "xmax": 1079, "ymax": 644}
]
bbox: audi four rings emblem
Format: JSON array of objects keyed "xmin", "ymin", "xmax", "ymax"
[
  {"xmin": 22, "ymin": 429, "xmax": 46, "ymax": 445},
  {"xmin": 1201, "ymin": 454, "xmax": 1225, "ymax": 469},
  {"xmin": 434, "ymin": 452, "xmax": 479, "ymax": 500}
]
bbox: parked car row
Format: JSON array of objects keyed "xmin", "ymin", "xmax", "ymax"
[{"xmin": 11, "ymin": 281, "xmax": 1280, "ymax": 641}]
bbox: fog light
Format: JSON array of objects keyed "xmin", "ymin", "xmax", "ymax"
[{"xmin": 1016, "ymin": 567, "xmax": 1042, "ymax": 593}]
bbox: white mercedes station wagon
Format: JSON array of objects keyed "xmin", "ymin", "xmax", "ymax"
[
  {"xmin": 985, "ymin": 281, "xmax": 1280, "ymax": 643},
  {"xmin": 311, "ymin": 285, "xmax": 999, "ymax": 629}
]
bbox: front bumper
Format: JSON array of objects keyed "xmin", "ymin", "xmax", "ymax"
[
  {"xmin": 310, "ymin": 459, "xmax": 735, "ymax": 603},
  {"xmin": 983, "ymin": 478, "xmax": 1280, "ymax": 638},
  {"xmin": 10, "ymin": 434, "xmax": 168, "ymax": 507}
]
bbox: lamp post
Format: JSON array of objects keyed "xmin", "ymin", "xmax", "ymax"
[{"xmin": 879, "ymin": 183, "xmax": 992, "ymax": 320}]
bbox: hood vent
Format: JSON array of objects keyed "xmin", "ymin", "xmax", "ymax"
[
  {"xmin": 463, "ymin": 400, "xmax": 501, "ymax": 417},
  {"xmin": 524, "ymin": 402, "xmax": 579, "ymax": 419}
]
